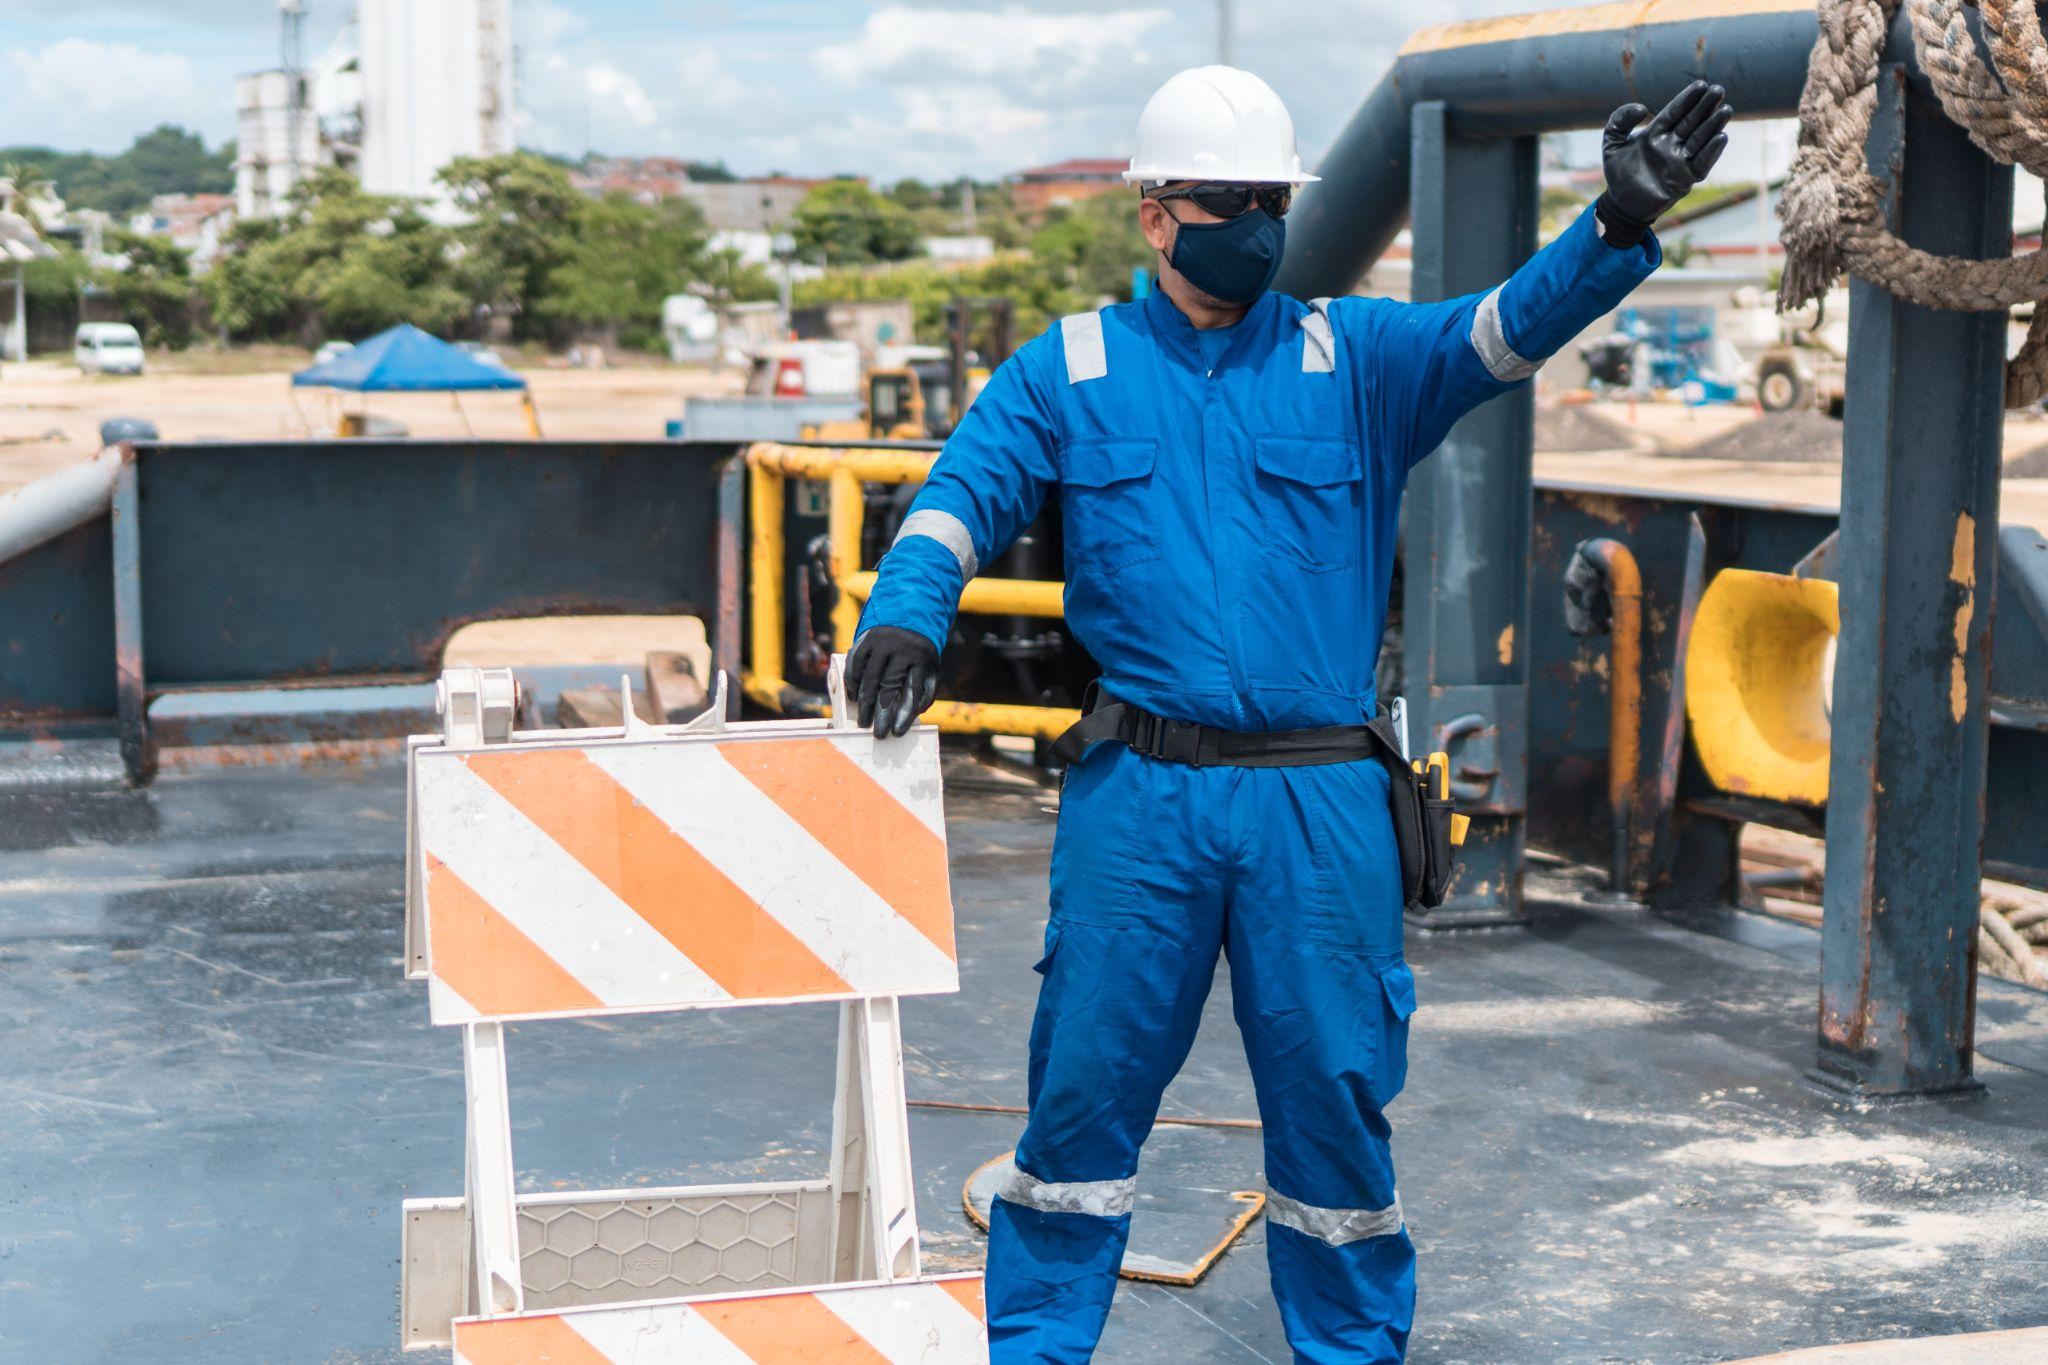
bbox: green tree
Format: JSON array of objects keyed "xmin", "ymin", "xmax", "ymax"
[
  {"xmin": 1, "ymin": 126, "xmax": 231, "ymax": 217},
  {"xmin": 206, "ymin": 167, "xmax": 463, "ymax": 342},
  {"xmin": 21, "ymin": 244, "xmax": 91, "ymax": 350},
  {"xmin": 1029, "ymin": 196, "xmax": 1152, "ymax": 299},
  {"xmin": 438, "ymin": 152, "xmax": 585, "ymax": 337},
  {"xmin": 794, "ymin": 256, "xmax": 1091, "ymax": 349},
  {"xmin": 889, "ymin": 179, "xmax": 935, "ymax": 212},
  {"xmin": 790, "ymin": 180, "xmax": 920, "ymax": 266},
  {"xmin": 100, "ymin": 228, "xmax": 199, "ymax": 348},
  {"xmin": 532, "ymin": 194, "xmax": 712, "ymax": 349}
]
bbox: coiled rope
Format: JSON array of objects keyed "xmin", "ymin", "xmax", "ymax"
[{"xmin": 1778, "ymin": 0, "xmax": 2048, "ymax": 405}]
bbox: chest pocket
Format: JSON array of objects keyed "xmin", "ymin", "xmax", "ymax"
[
  {"xmin": 1061, "ymin": 437, "xmax": 1161, "ymax": 575},
  {"xmin": 1253, "ymin": 434, "xmax": 1363, "ymax": 573}
]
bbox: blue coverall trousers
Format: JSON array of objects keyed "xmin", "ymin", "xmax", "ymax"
[{"xmin": 986, "ymin": 742, "xmax": 1419, "ymax": 1364}]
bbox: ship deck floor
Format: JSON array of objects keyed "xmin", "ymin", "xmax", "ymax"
[{"xmin": 4, "ymin": 755, "xmax": 2047, "ymax": 1362}]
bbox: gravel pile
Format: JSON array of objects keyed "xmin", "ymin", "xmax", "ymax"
[
  {"xmin": 1534, "ymin": 402, "xmax": 1641, "ymax": 452},
  {"xmin": 1666, "ymin": 408, "xmax": 1843, "ymax": 463},
  {"xmin": 2004, "ymin": 441, "xmax": 2048, "ymax": 478}
]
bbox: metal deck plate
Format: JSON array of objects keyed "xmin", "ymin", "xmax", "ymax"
[{"xmin": 2, "ymin": 761, "xmax": 2047, "ymax": 1360}]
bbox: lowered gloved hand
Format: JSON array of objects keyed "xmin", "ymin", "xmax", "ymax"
[
  {"xmin": 1597, "ymin": 80, "xmax": 1733, "ymax": 248},
  {"xmin": 846, "ymin": 626, "xmax": 940, "ymax": 739}
]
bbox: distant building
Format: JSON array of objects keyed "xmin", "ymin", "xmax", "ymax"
[
  {"xmin": 683, "ymin": 178, "xmax": 841, "ymax": 232},
  {"xmin": 572, "ymin": 156, "xmax": 697, "ymax": 205},
  {"xmin": 358, "ymin": 0, "xmax": 514, "ymax": 200},
  {"xmin": 568, "ymin": 164, "xmax": 840, "ymax": 233},
  {"xmin": 923, "ymin": 235, "xmax": 995, "ymax": 264},
  {"xmin": 0, "ymin": 180, "xmax": 58, "ymax": 363},
  {"xmin": 235, "ymin": 68, "xmax": 326, "ymax": 219},
  {"xmin": 1009, "ymin": 158, "xmax": 1128, "ymax": 218},
  {"xmin": 233, "ymin": 0, "xmax": 512, "ymax": 215},
  {"xmin": 130, "ymin": 193, "xmax": 237, "ymax": 270}
]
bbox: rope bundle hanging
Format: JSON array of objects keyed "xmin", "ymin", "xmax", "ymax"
[{"xmin": 1779, "ymin": 0, "xmax": 2048, "ymax": 405}]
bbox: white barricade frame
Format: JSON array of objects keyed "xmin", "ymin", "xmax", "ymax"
[{"xmin": 398, "ymin": 664, "xmax": 985, "ymax": 1359}]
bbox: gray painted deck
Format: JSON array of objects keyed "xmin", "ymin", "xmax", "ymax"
[{"xmin": 2, "ymin": 755, "xmax": 2045, "ymax": 1362}]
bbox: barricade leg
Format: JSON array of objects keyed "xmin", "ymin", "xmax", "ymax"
[
  {"xmin": 828, "ymin": 1001, "xmax": 873, "ymax": 1281},
  {"xmin": 464, "ymin": 1021, "xmax": 523, "ymax": 1315},
  {"xmin": 827, "ymin": 996, "xmax": 923, "ymax": 1283}
]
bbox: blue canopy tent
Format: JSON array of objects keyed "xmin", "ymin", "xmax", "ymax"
[{"xmin": 290, "ymin": 324, "xmax": 539, "ymax": 436}]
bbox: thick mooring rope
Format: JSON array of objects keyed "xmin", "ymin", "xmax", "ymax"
[{"xmin": 1779, "ymin": 0, "xmax": 2048, "ymax": 405}]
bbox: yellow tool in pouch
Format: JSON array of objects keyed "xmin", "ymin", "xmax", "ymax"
[{"xmin": 1390, "ymin": 742, "xmax": 1462, "ymax": 908}]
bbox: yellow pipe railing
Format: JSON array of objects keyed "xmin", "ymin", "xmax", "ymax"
[{"xmin": 743, "ymin": 442, "xmax": 1081, "ymax": 741}]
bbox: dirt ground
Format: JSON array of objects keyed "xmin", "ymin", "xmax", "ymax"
[
  {"xmin": 0, "ymin": 352, "xmax": 742, "ymax": 492},
  {"xmin": 6, "ymin": 352, "xmax": 2047, "ymax": 527}
]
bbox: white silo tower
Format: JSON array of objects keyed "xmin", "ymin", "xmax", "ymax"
[{"xmin": 358, "ymin": 0, "xmax": 516, "ymax": 201}]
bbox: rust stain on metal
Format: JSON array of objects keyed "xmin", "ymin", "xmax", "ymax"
[{"xmin": 1949, "ymin": 512, "xmax": 1976, "ymax": 723}]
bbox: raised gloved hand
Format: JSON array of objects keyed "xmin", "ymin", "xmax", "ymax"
[
  {"xmin": 1598, "ymin": 80, "xmax": 1733, "ymax": 247},
  {"xmin": 846, "ymin": 626, "xmax": 940, "ymax": 739}
]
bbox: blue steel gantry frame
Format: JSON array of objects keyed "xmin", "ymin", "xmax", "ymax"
[{"xmin": 1278, "ymin": 0, "xmax": 2008, "ymax": 1099}]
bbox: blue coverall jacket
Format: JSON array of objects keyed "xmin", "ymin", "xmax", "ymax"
[{"xmin": 859, "ymin": 203, "xmax": 1659, "ymax": 1363}]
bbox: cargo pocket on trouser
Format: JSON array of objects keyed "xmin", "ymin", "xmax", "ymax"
[
  {"xmin": 1372, "ymin": 959, "xmax": 1418, "ymax": 1107},
  {"xmin": 1023, "ymin": 922, "xmax": 1064, "ymax": 1105}
]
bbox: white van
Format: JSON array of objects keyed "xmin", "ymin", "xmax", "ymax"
[{"xmin": 74, "ymin": 323, "xmax": 146, "ymax": 376}]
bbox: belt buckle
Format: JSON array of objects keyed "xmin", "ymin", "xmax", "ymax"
[{"xmin": 1156, "ymin": 718, "xmax": 1202, "ymax": 765}]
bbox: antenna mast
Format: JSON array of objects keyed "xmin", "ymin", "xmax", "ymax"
[{"xmin": 280, "ymin": 1, "xmax": 306, "ymax": 191}]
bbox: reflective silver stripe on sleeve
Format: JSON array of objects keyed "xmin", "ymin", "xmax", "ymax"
[
  {"xmin": 993, "ymin": 1154, "xmax": 1136, "ymax": 1218},
  {"xmin": 1263, "ymin": 1189, "xmax": 1404, "ymax": 1246},
  {"xmin": 1301, "ymin": 297, "xmax": 1336, "ymax": 374},
  {"xmin": 893, "ymin": 507, "xmax": 978, "ymax": 580},
  {"xmin": 1061, "ymin": 311, "xmax": 1108, "ymax": 384},
  {"xmin": 1470, "ymin": 287, "xmax": 1540, "ymax": 383}
]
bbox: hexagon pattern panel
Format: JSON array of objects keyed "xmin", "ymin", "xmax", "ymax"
[{"xmin": 515, "ymin": 1188, "xmax": 831, "ymax": 1309}]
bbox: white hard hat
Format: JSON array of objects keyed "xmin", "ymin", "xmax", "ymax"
[{"xmin": 1123, "ymin": 66, "xmax": 1319, "ymax": 187}]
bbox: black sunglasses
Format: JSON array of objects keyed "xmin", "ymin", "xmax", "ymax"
[{"xmin": 1146, "ymin": 182, "xmax": 1293, "ymax": 220}]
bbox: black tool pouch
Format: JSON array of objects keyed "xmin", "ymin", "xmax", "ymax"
[{"xmin": 1368, "ymin": 716, "xmax": 1459, "ymax": 912}]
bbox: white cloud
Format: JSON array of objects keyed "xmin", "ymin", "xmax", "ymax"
[
  {"xmin": 518, "ymin": 0, "xmax": 590, "ymax": 49},
  {"xmin": 582, "ymin": 63, "xmax": 659, "ymax": 129},
  {"xmin": 0, "ymin": 39, "xmax": 213, "ymax": 149},
  {"xmin": 676, "ymin": 50, "xmax": 750, "ymax": 114},
  {"xmin": 815, "ymin": 5, "xmax": 1172, "ymax": 87},
  {"xmin": 897, "ymin": 88, "xmax": 1048, "ymax": 142},
  {"xmin": 797, "ymin": 5, "xmax": 1177, "ymax": 179}
]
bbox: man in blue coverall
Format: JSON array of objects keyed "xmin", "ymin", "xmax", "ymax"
[{"xmin": 847, "ymin": 66, "xmax": 1731, "ymax": 1363}]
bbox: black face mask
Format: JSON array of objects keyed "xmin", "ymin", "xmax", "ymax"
[{"xmin": 1167, "ymin": 207, "xmax": 1286, "ymax": 304}]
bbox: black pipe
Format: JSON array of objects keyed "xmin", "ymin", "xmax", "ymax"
[{"xmin": 1277, "ymin": 1, "xmax": 1827, "ymax": 298}]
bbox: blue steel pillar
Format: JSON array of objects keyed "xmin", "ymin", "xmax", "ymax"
[
  {"xmin": 1814, "ymin": 62, "xmax": 2009, "ymax": 1099},
  {"xmin": 1402, "ymin": 102, "xmax": 1538, "ymax": 929}
]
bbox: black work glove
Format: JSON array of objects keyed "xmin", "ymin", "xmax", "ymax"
[
  {"xmin": 1597, "ymin": 80, "xmax": 1733, "ymax": 247},
  {"xmin": 846, "ymin": 626, "xmax": 940, "ymax": 739}
]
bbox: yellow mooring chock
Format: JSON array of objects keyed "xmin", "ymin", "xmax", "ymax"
[{"xmin": 1685, "ymin": 568, "xmax": 1841, "ymax": 806}]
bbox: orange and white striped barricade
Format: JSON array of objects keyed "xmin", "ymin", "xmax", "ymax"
[{"xmin": 399, "ymin": 663, "xmax": 986, "ymax": 1360}]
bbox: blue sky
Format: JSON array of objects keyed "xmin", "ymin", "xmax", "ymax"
[{"xmin": 0, "ymin": 2, "xmax": 1778, "ymax": 185}]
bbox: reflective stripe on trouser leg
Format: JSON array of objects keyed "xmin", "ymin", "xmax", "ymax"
[
  {"xmin": 993, "ymin": 1155, "xmax": 1136, "ymax": 1217},
  {"xmin": 1264, "ymin": 1188, "xmax": 1404, "ymax": 1245}
]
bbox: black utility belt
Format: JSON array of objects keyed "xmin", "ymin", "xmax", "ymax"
[{"xmin": 1049, "ymin": 695, "xmax": 1463, "ymax": 911}]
